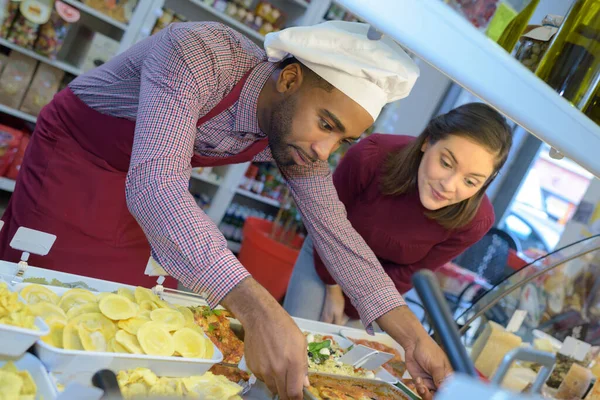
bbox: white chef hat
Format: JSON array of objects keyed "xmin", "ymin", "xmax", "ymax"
[{"xmin": 264, "ymin": 21, "xmax": 420, "ymax": 121}]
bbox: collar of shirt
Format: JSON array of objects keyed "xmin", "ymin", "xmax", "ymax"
[{"xmin": 234, "ymin": 61, "xmax": 277, "ymax": 135}]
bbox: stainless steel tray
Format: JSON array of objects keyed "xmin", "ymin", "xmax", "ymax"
[{"xmin": 303, "ymin": 372, "xmax": 419, "ymax": 400}]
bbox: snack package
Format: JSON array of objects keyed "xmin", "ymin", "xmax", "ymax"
[
  {"xmin": 82, "ymin": 0, "xmax": 136, "ymax": 23},
  {"xmin": 20, "ymin": 62, "xmax": 64, "ymax": 116},
  {"xmin": 0, "ymin": 51, "xmax": 38, "ymax": 108},
  {"xmin": 0, "ymin": 0, "xmax": 21, "ymax": 38},
  {"xmin": 0, "ymin": 124, "xmax": 23, "ymax": 176},
  {"xmin": 254, "ymin": 1, "xmax": 285, "ymax": 29},
  {"xmin": 514, "ymin": 15, "xmax": 563, "ymax": 72},
  {"xmin": 7, "ymin": 0, "xmax": 52, "ymax": 49},
  {"xmin": 6, "ymin": 130, "xmax": 28, "ymax": 180},
  {"xmin": 34, "ymin": 0, "xmax": 80, "ymax": 59},
  {"xmin": 81, "ymin": 31, "xmax": 119, "ymax": 73},
  {"xmin": 150, "ymin": 7, "xmax": 174, "ymax": 36}
]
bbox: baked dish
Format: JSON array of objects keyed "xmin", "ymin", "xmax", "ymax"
[
  {"xmin": 208, "ymin": 364, "xmax": 250, "ymax": 383},
  {"xmin": 191, "ymin": 306, "xmax": 244, "ymax": 364},
  {"xmin": 305, "ymin": 373, "xmax": 411, "ymax": 400}
]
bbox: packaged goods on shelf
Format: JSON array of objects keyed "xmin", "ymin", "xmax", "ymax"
[
  {"xmin": 0, "ymin": 0, "xmax": 22, "ymax": 38},
  {"xmin": 0, "ymin": 51, "xmax": 37, "ymax": 109},
  {"xmin": 6, "ymin": 130, "xmax": 28, "ymax": 179},
  {"xmin": 6, "ymin": 0, "xmax": 52, "ymax": 49},
  {"xmin": 151, "ymin": 7, "xmax": 174, "ymax": 36},
  {"xmin": 81, "ymin": 31, "xmax": 119, "ymax": 72},
  {"xmin": 82, "ymin": 0, "xmax": 136, "ymax": 24},
  {"xmin": 514, "ymin": 15, "xmax": 562, "ymax": 73},
  {"xmin": 20, "ymin": 62, "xmax": 64, "ymax": 116},
  {"xmin": 34, "ymin": 0, "xmax": 80, "ymax": 60},
  {"xmin": 0, "ymin": 123, "xmax": 23, "ymax": 176}
]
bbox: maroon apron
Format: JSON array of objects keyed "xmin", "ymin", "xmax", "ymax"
[{"xmin": 0, "ymin": 69, "xmax": 267, "ymax": 288}]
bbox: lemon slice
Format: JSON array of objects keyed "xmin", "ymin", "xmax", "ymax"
[
  {"xmin": 78, "ymin": 325, "xmax": 108, "ymax": 352},
  {"xmin": 118, "ymin": 317, "xmax": 150, "ymax": 335},
  {"xmin": 58, "ymin": 290, "xmax": 97, "ymax": 312},
  {"xmin": 134, "ymin": 287, "xmax": 159, "ymax": 304},
  {"xmin": 150, "ymin": 308, "xmax": 185, "ymax": 332},
  {"xmin": 66, "ymin": 302, "xmax": 100, "ymax": 320},
  {"xmin": 16, "ymin": 369, "xmax": 37, "ymax": 395},
  {"xmin": 20, "ymin": 284, "xmax": 59, "ymax": 305},
  {"xmin": 99, "ymin": 294, "xmax": 137, "ymax": 321},
  {"xmin": 115, "ymin": 329, "xmax": 144, "ymax": 354},
  {"xmin": 70, "ymin": 312, "xmax": 117, "ymax": 339},
  {"xmin": 172, "ymin": 328, "xmax": 206, "ymax": 358},
  {"xmin": 177, "ymin": 306, "xmax": 195, "ymax": 327},
  {"xmin": 108, "ymin": 337, "xmax": 130, "ymax": 354},
  {"xmin": 117, "ymin": 288, "xmax": 136, "ymax": 303},
  {"xmin": 63, "ymin": 321, "xmax": 84, "ymax": 350},
  {"xmin": 138, "ymin": 300, "xmax": 159, "ymax": 312},
  {"xmin": 41, "ymin": 320, "xmax": 65, "ymax": 348},
  {"xmin": 96, "ymin": 292, "xmax": 112, "ymax": 302},
  {"xmin": 137, "ymin": 322, "xmax": 175, "ymax": 356},
  {"xmin": 0, "ymin": 370, "xmax": 23, "ymax": 398},
  {"xmin": 29, "ymin": 302, "xmax": 67, "ymax": 322}
]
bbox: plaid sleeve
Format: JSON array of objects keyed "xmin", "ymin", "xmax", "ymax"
[
  {"xmin": 280, "ymin": 162, "xmax": 406, "ymax": 332},
  {"xmin": 126, "ymin": 27, "xmax": 249, "ymax": 307}
]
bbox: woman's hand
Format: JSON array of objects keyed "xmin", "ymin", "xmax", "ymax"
[{"xmin": 320, "ymin": 284, "xmax": 349, "ymax": 325}]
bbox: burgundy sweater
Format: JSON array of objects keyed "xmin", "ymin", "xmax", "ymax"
[{"xmin": 314, "ymin": 134, "xmax": 495, "ymax": 320}]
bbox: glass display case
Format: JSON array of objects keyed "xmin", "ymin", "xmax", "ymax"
[{"xmin": 457, "ymin": 234, "xmax": 600, "ymax": 345}]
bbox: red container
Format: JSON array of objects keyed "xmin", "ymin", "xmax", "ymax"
[{"xmin": 238, "ymin": 217, "xmax": 303, "ymax": 302}]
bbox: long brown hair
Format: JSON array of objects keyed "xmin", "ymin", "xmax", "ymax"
[{"xmin": 381, "ymin": 103, "xmax": 512, "ymax": 230}]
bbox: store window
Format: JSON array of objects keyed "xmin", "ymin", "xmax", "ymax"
[{"xmin": 499, "ymin": 143, "xmax": 593, "ymax": 259}]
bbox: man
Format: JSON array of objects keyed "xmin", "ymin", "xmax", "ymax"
[{"xmin": 0, "ymin": 21, "xmax": 450, "ymax": 399}]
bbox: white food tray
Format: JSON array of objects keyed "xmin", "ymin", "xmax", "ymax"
[
  {"xmin": 34, "ymin": 339, "xmax": 223, "ymax": 386},
  {"xmin": 0, "ymin": 352, "xmax": 58, "ymax": 400},
  {"xmin": 0, "ymin": 280, "xmax": 50, "ymax": 358},
  {"xmin": 294, "ymin": 319, "xmax": 398, "ymax": 384},
  {"xmin": 9, "ymin": 283, "xmax": 223, "ymax": 385},
  {"xmin": 0, "ymin": 261, "xmax": 136, "ymax": 293}
]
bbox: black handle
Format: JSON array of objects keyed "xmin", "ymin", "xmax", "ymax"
[
  {"xmin": 412, "ymin": 270, "xmax": 478, "ymax": 377},
  {"xmin": 92, "ymin": 369, "xmax": 123, "ymax": 399}
]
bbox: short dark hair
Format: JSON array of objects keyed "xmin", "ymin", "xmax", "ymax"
[
  {"xmin": 278, "ymin": 57, "xmax": 334, "ymax": 92},
  {"xmin": 381, "ymin": 103, "xmax": 513, "ymax": 230}
]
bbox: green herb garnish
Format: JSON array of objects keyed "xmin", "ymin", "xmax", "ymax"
[{"xmin": 308, "ymin": 340, "xmax": 331, "ymax": 364}]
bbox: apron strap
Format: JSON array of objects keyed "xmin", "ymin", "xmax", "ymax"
[
  {"xmin": 192, "ymin": 67, "xmax": 269, "ymax": 167},
  {"xmin": 196, "ymin": 68, "xmax": 255, "ymax": 127}
]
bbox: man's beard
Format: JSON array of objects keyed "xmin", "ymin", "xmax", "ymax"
[{"xmin": 268, "ymin": 95, "xmax": 296, "ymax": 167}]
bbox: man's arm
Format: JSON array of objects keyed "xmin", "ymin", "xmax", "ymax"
[
  {"xmin": 280, "ymin": 160, "xmax": 403, "ymax": 331},
  {"xmin": 126, "ymin": 27, "xmax": 249, "ymax": 306}
]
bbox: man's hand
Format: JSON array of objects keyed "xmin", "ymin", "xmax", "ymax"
[
  {"xmin": 222, "ymin": 278, "xmax": 308, "ymax": 400},
  {"xmin": 377, "ymin": 306, "xmax": 452, "ymax": 400},
  {"xmin": 403, "ymin": 334, "xmax": 452, "ymax": 399},
  {"xmin": 320, "ymin": 285, "xmax": 349, "ymax": 325}
]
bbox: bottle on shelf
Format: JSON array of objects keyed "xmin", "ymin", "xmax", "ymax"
[
  {"xmin": 446, "ymin": 0, "xmax": 539, "ymax": 44},
  {"xmin": 219, "ymin": 204, "xmax": 238, "ymax": 240},
  {"xmin": 536, "ymin": 0, "xmax": 600, "ymax": 110},
  {"xmin": 496, "ymin": 0, "xmax": 540, "ymax": 52}
]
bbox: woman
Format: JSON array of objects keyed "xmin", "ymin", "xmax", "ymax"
[{"xmin": 284, "ymin": 102, "xmax": 513, "ymax": 326}]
